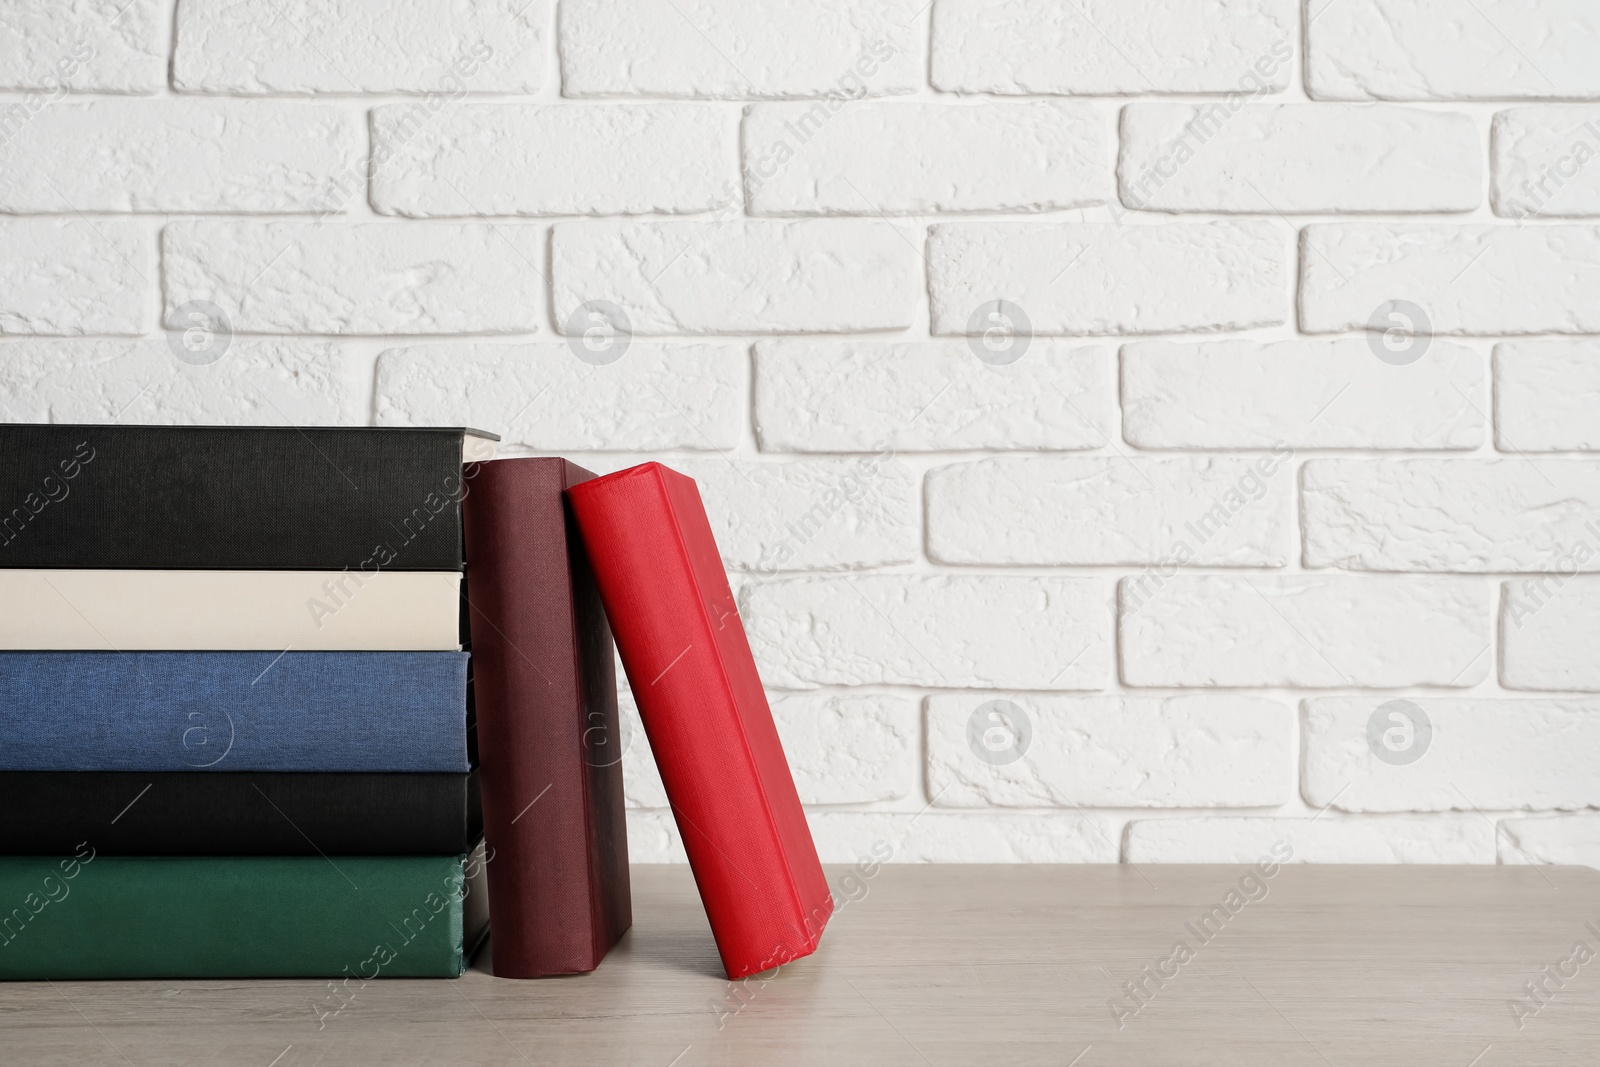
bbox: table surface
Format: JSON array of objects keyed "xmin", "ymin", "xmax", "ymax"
[{"xmin": 3, "ymin": 863, "xmax": 1598, "ymax": 1066}]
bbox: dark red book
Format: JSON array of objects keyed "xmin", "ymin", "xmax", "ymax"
[
  {"xmin": 462, "ymin": 457, "xmax": 630, "ymax": 977},
  {"xmin": 566, "ymin": 462, "xmax": 831, "ymax": 980}
]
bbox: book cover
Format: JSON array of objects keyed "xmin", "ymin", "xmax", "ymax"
[
  {"xmin": 0, "ymin": 424, "xmax": 496, "ymax": 571},
  {"xmin": 462, "ymin": 457, "xmax": 630, "ymax": 977},
  {"xmin": 0, "ymin": 851, "xmax": 488, "ymax": 979},
  {"xmin": 566, "ymin": 462, "xmax": 831, "ymax": 980},
  {"xmin": 0, "ymin": 651, "xmax": 468, "ymax": 772},
  {"xmin": 0, "ymin": 570, "xmax": 461, "ymax": 650},
  {"xmin": 0, "ymin": 771, "xmax": 480, "ymax": 856}
]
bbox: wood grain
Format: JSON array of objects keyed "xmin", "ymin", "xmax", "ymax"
[{"xmin": 2, "ymin": 863, "xmax": 1596, "ymax": 1065}]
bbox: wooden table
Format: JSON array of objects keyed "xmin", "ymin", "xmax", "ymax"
[{"xmin": 3, "ymin": 864, "xmax": 1597, "ymax": 1065}]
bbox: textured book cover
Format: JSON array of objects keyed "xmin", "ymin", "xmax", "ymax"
[
  {"xmin": 0, "ymin": 651, "xmax": 468, "ymax": 772},
  {"xmin": 0, "ymin": 771, "xmax": 480, "ymax": 855},
  {"xmin": 0, "ymin": 424, "xmax": 495, "ymax": 571},
  {"xmin": 462, "ymin": 457, "xmax": 630, "ymax": 977},
  {"xmin": 0, "ymin": 852, "xmax": 487, "ymax": 979},
  {"xmin": 566, "ymin": 462, "xmax": 831, "ymax": 980},
  {"xmin": 0, "ymin": 570, "xmax": 462, "ymax": 650}
]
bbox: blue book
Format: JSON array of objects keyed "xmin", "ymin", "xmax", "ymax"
[{"xmin": 0, "ymin": 652, "xmax": 468, "ymax": 772}]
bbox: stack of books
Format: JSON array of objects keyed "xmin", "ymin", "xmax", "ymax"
[
  {"xmin": 0, "ymin": 425, "xmax": 495, "ymax": 979},
  {"xmin": 0, "ymin": 429, "xmax": 831, "ymax": 983}
]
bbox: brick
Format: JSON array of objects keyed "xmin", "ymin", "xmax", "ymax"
[
  {"xmin": 375, "ymin": 343, "xmax": 743, "ymax": 451},
  {"xmin": 1126, "ymin": 817, "xmax": 1495, "ymax": 863},
  {"xmin": 741, "ymin": 575, "xmax": 1110, "ymax": 690},
  {"xmin": 162, "ymin": 221, "xmax": 542, "ymax": 335},
  {"xmin": 0, "ymin": 219, "xmax": 148, "ymax": 336},
  {"xmin": 1119, "ymin": 103, "xmax": 1479, "ymax": 213},
  {"xmin": 1307, "ymin": 0, "xmax": 1600, "ymax": 101},
  {"xmin": 0, "ymin": 100, "xmax": 360, "ymax": 214},
  {"xmin": 926, "ymin": 694, "xmax": 1290, "ymax": 808},
  {"xmin": 1492, "ymin": 107, "xmax": 1600, "ymax": 218},
  {"xmin": 745, "ymin": 101, "xmax": 1109, "ymax": 215},
  {"xmin": 173, "ymin": 0, "xmax": 544, "ymax": 93},
  {"xmin": 779, "ymin": 693, "xmax": 918, "ymax": 805},
  {"xmin": 1122, "ymin": 340, "xmax": 1485, "ymax": 450},
  {"xmin": 1304, "ymin": 459, "xmax": 1600, "ymax": 572},
  {"xmin": 1499, "ymin": 814, "xmax": 1600, "ymax": 867},
  {"xmin": 1304, "ymin": 698, "xmax": 1600, "ymax": 811},
  {"xmin": 1119, "ymin": 575, "xmax": 1491, "ymax": 688},
  {"xmin": 753, "ymin": 340, "xmax": 1114, "ymax": 453},
  {"xmin": 932, "ymin": 0, "xmax": 1295, "ymax": 96},
  {"xmin": 371, "ymin": 104, "xmax": 734, "ymax": 217},
  {"xmin": 929, "ymin": 221, "xmax": 1287, "ymax": 336},
  {"xmin": 1494, "ymin": 341, "xmax": 1600, "ymax": 451},
  {"xmin": 1502, "ymin": 578, "xmax": 1600, "ymax": 691},
  {"xmin": 622, "ymin": 689, "xmax": 916, "ymax": 809},
  {"xmin": 0, "ymin": 340, "xmax": 361, "ymax": 425},
  {"xmin": 807, "ymin": 812, "xmax": 1118, "ymax": 863},
  {"xmin": 627, "ymin": 810, "xmax": 1119, "ymax": 863},
  {"xmin": 926, "ymin": 455, "xmax": 1294, "ymax": 566},
  {"xmin": 552, "ymin": 221, "xmax": 916, "ymax": 334},
  {"xmin": 1300, "ymin": 223, "xmax": 1600, "ymax": 335},
  {"xmin": 559, "ymin": 0, "xmax": 920, "ymax": 99},
  {"xmin": 670, "ymin": 457, "xmax": 917, "ymax": 573},
  {"xmin": 0, "ymin": 0, "xmax": 165, "ymax": 91}
]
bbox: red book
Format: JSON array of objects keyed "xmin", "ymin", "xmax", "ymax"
[
  {"xmin": 462, "ymin": 457, "xmax": 631, "ymax": 977},
  {"xmin": 566, "ymin": 462, "xmax": 831, "ymax": 979}
]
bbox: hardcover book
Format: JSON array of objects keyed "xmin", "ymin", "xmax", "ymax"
[
  {"xmin": 462, "ymin": 457, "xmax": 631, "ymax": 977},
  {"xmin": 566, "ymin": 462, "xmax": 831, "ymax": 980},
  {"xmin": 0, "ymin": 771, "xmax": 480, "ymax": 855},
  {"xmin": 0, "ymin": 424, "xmax": 496, "ymax": 571},
  {"xmin": 0, "ymin": 651, "xmax": 468, "ymax": 772},
  {"xmin": 0, "ymin": 850, "xmax": 489, "ymax": 979},
  {"xmin": 0, "ymin": 570, "xmax": 461, "ymax": 650}
]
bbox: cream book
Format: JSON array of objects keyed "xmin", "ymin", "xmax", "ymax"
[{"xmin": 0, "ymin": 570, "xmax": 462, "ymax": 650}]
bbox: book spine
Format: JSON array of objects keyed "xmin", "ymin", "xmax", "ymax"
[
  {"xmin": 0, "ymin": 651, "xmax": 468, "ymax": 772},
  {"xmin": 0, "ymin": 425, "xmax": 470, "ymax": 570},
  {"xmin": 0, "ymin": 571, "xmax": 462, "ymax": 650},
  {"xmin": 0, "ymin": 855, "xmax": 470, "ymax": 979},
  {"xmin": 567, "ymin": 464, "xmax": 830, "ymax": 980},
  {"xmin": 462, "ymin": 457, "xmax": 631, "ymax": 977},
  {"xmin": 0, "ymin": 772, "xmax": 479, "ymax": 856}
]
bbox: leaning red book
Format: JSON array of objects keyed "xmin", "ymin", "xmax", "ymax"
[{"xmin": 566, "ymin": 462, "xmax": 831, "ymax": 979}]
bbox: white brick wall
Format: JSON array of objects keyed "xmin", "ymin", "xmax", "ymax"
[
  {"xmin": 4, "ymin": 0, "xmax": 1598, "ymax": 867},
  {"xmin": 1121, "ymin": 340, "xmax": 1485, "ymax": 450},
  {"xmin": 925, "ymin": 694, "xmax": 1292, "ymax": 808},
  {"xmin": 1305, "ymin": 0, "xmax": 1600, "ymax": 101},
  {"xmin": 930, "ymin": 220, "xmax": 1289, "ymax": 335},
  {"xmin": 0, "ymin": 100, "xmax": 362, "ymax": 213},
  {"xmin": 744, "ymin": 101, "xmax": 1110, "ymax": 215},
  {"xmin": 925, "ymin": 455, "xmax": 1293, "ymax": 566},
  {"xmin": 931, "ymin": 0, "xmax": 1296, "ymax": 96},
  {"xmin": 551, "ymin": 220, "xmax": 917, "ymax": 333},
  {"xmin": 1494, "ymin": 341, "xmax": 1600, "ymax": 451},
  {"xmin": 172, "ymin": 0, "xmax": 547, "ymax": 94},
  {"xmin": 1118, "ymin": 103, "xmax": 1481, "ymax": 213},
  {"xmin": 1303, "ymin": 698, "xmax": 1600, "ymax": 810},
  {"xmin": 1, "ymin": 0, "xmax": 167, "ymax": 92},
  {"xmin": 1119, "ymin": 576, "xmax": 1491, "ymax": 689},
  {"xmin": 1300, "ymin": 224, "xmax": 1600, "ymax": 335},
  {"xmin": 0, "ymin": 220, "xmax": 150, "ymax": 335},
  {"xmin": 370, "ymin": 104, "xmax": 735, "ymax": 218}
]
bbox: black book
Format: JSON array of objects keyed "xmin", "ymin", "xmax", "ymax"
[
  {"xmin": 0, "ymin": 424, "xmax": 497, "ymax": 570},
  {"xmin": 0, "ymin": 771, "xmax": 481, "ymax": 855}
]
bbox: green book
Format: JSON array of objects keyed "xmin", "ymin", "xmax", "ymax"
[{"xmin": 0, "ymin": 848, "xmax": 489, "ymax": 979}]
